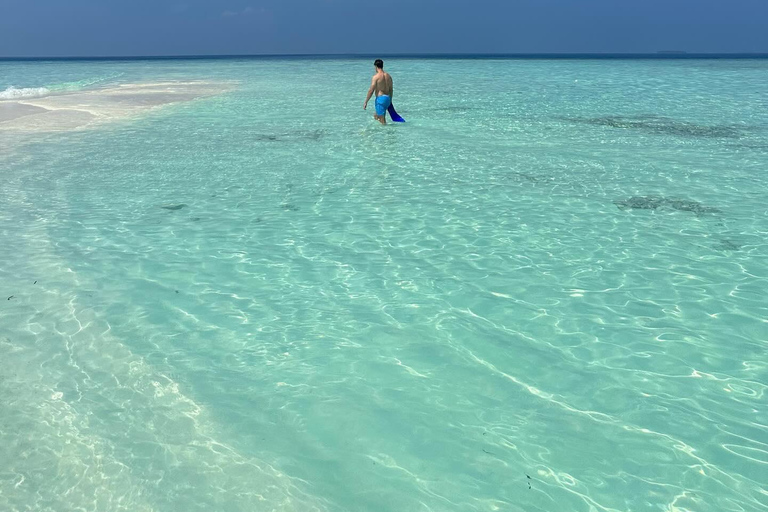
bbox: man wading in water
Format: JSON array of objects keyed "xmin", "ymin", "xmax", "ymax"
[{"xmin": 363, "ymin": 59, "xmax": 393, "ymax": 125}]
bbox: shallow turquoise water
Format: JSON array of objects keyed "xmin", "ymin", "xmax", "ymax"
[{"xmin": 1, "ymin": 58, "xmax": 767, "ymax": 512}]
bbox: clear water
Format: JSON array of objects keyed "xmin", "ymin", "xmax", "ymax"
[{"xmin": 1, "ymin": 58, "xmax": 767, "ymax": 512}]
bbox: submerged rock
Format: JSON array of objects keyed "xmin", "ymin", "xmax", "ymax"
[
  {"xmin": 614, "ymin": 196, "xmax": 665, "ymax": 211},
  {"xmin": 614, "ymin": 196, "xmax": 721, "ymax": 216},
  {"xmin": 566, "ymin": 115, "xmax": 742, "ymax": 138},
  {"xmin": 161, "ymin": 204, "xmax": 187, "ymax": 211},
  {"xmin": 253, "ymin": 130, "xmax": 327, "ymax": 142},
  {"xmin": 714, "ymin": 239, "xmax": 742, "ymax": 251},
  {"xmin": 665, "ymin": 199, "xmax": 721, "ymax": 215}
]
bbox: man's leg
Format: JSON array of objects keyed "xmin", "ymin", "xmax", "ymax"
[{"xmin": 374, "ymin": 98, "xmax": 387, "ymax": 125}]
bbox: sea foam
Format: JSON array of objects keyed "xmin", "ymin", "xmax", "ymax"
[{"xmin": 0, "ymin": 86, "xmax": 51, "ymax": 100}]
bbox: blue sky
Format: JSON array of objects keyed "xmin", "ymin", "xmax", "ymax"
[{"xmin": 1, "ymin": 0, "xmax": 767, "ymax": 57}]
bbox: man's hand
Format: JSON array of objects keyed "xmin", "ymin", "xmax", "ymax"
[{"xmin": 363, "ymin": 102, "xmax": 368, "ymax": 110}]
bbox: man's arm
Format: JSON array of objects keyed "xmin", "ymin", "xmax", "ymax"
[{"xmin": 363, "ymin": 76, "xmax": 376, "ymax": 109}]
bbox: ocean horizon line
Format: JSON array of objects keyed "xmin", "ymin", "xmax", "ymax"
[{"xmin": 2, "ymin": 52, "xmax": 768, "ymax": 62}]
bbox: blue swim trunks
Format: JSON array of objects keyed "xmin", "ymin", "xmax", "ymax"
[{"xmin": 375, "ymin": 95, "xmax": 391, "ymax": 116}]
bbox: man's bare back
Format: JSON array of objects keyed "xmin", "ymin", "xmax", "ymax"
[
  {"xmin": 372, "ymin": 71, "xmax": 393, "ymax": 98},
  {"xmin": 363, "ymin": 59, "xmax": 394, "ymax": 125}
]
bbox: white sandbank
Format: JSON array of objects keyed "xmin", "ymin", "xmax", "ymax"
[{"xmin": 0, "ymin": 81, "xmax": 236, "ymax": 133}]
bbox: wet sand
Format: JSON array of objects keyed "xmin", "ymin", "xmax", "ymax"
[
  {"xmin": 0, "ymin": 102, "xmax": 50, "ymax": 122},
  {"xmin": 0, "ymin": 81, "xmax": 235, "ymax": 133}
]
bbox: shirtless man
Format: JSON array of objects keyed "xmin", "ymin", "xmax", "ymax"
[{"xmin": 363, "ymin": 59, "xmax": 393, "ymax": 125}]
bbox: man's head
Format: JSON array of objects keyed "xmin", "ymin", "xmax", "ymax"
[{"xmin": 374, "ymin": 59, "xmax": 384, "ymax": 70}]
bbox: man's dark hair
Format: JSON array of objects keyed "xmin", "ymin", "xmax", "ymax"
[{"xmin": 374, "ymin": 59, "xmax": 384, "ymax": 69}]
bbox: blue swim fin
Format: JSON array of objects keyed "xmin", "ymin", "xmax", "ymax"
[{"xmin": 388, "ymin": 104, "xmax": 405, "ymax": 122}]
